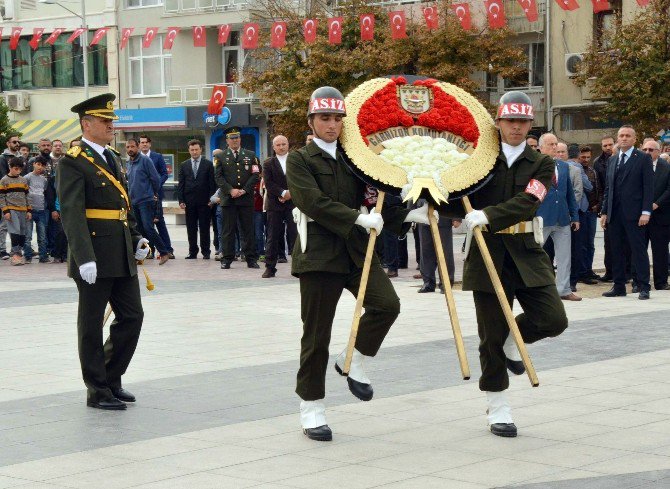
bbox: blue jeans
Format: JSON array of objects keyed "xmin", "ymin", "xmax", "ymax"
[
  {"xmin": 134, "ymin": 200, "xmax": 169, "ymax": 254},
  {"xmin": 154, "ymin": 199, "xmax": 173, "ymax": 252},
  {"xmin": 254, "ymin": 211, "xmax": 265, "ymax": 255},
  {"xmin": 24, "ymin": 209, "xmax": 48, "ymax": 260}
]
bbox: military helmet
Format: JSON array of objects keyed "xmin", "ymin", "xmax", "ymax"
[
  {"xmin": 307, "ymin": 86, "xmax": 346, "ymax": 117},
  {"xmin": 496, "ymin": 91, "xmax": 534, "ymax": 120}
]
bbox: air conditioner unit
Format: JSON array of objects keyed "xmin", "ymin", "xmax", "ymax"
[
  {"xmin": 565, "ymin": 53, "xmax": 584, "ymax": 78},
  {"xmin": 5, "ymin": 92, "xmax": 30, "ymax": 111}
]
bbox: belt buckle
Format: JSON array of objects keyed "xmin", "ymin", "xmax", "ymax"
[{"xmin": 119, "ymin": 208, "xmax": 127, "ymax": 221}]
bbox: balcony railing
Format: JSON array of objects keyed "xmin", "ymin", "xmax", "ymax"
[
  {"xmin": 164, "ymin": 0, "xmax": 249, "ymax": 14},
  {"xmin": 504, "ymin": 0, "xmax": 546, "ymax": 33},
  {"xmin": 166, "ymin": 83, "xmax": 256, "ymax": 106}
]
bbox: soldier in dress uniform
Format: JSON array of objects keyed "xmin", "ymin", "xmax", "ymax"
[
  {"xmin": 287, "ymin": 86, "xmax": 434, "ymax": 441},
  {"xmin": 453, "ymin": 91, "xmax": 568, "ymax": 437},
  {"xmin": 57, "ymin": 93, "xmax": 149, "ymax": 410},
  {"xmin": 215, "ymin": 127, "xmax": 261, "ymax": 269}
]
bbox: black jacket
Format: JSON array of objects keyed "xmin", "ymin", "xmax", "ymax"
[
  {"xmin": 177, "ymin": 157, "xmax": 216, "ymax": 206},
  {"xmin": 263, "ymin": 155, "xmax": 293, "ymax": 212},
  {"xmin": 651, "ymin": 159, "xmax": 670, "ymax": 226},
  {"xmin": 601, "ymin": 149, "xmax": 654, "ymax": 222}
]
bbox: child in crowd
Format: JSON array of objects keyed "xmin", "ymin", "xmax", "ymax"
[
  {"xmin": 0, "ymin": 158, "xmax": 32, "ymax": 265},
  {"xmin": 23, "ymin": 156, "xmax": 49, "ymax": 263}
]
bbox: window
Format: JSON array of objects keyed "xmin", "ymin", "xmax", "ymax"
[
  {"xmin": 503, "ymin": 43, "xmax": 544, "ymax": 89},
  {"xmin": 127, "ymin": 0, "xmax": 162, "ymax": 6},
  {"xmin": 560, "ymin": 110, "xmax": 621, "ymax": 131},
  {"xmin": 594, "ymin": 0, "xmax": 622, "ymax": 49},
  {"xmin": 128, "ymin": 36, "xmax": 172, "ymax": 96},
  {"xmin": 0, "ymin": 32, "xmax": 107, "ymax": 91},
  {"xmin": 222, "ymin": 31, "xmax": 241, "ymax": 84}
]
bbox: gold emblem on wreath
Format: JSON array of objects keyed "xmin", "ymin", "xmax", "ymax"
[{"xmin": 398, "ymin": 85, "xmax": 432, "ymax": 115}]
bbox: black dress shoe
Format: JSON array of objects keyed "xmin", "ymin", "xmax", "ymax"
[
  {"xmin": 506, "ymin": 358, "xmax": 525, "ymax": 375},
  {"xmin": 168, "ymin": 252, "xmax": 175, "ymax": 259},
  {"xmin": 602, "ymin": 287, "xmax": 626, "ymax": 297},
  {"xmin": 334, "ymin": 363, "xmax": 373, "ymax": 401},
  {"xmin": 111, "ymin": 388, "xmax": 135, "ymax": 402},
  {"xmin": 599, "ymin": 274, "xmax": 613, "ymax": 282},
  {"xmin": 656, "ymin": 284, "xmax": 670, "ymax": 290},
  {"xmin": 639, "ymin": 291, "xmax": 650, "ymax": 300},
  {"xmin": 202, "ymin": 255, "xmax": 210, "ymax": 260},
  {"xmin": 578, "ymin": 277, "xmax": 598, "ymax": 285},
  {"xmin": 570, "ymin": 284, "xmax": 577, "ymax": 292},
  {"xmin": 631, "ymin": 285, "xmax": 640, "ymax": 294},
  {"xmin": 490, "ymin": 423, "xmax": 517, "ymax": 437},
  {"xmin": 87, "ymin": 398, "xmax": 126, "ymax": 410},
  {"xmin": 387, "ymin": 270, "xmax": 398, "ymax": 278},
  {"xmin": 418, "ymin": 285, "xmax": 435, "ymax": 293},
  {"xmin": 221, "ymin": 261, "xmax": 231, "ymax": 269},
  {"xmin": 185, "ymin": 255, "xmax": 197, "ymax": 260},
  {"xmin": 303, "ymin": 425, "xmax": 332, "ymax": 441},
  {"xmin": 278, "ymin": 257, "xmax": 288, "ymax": 264},
  {"xmin": 247, "ymin": 261, "xmax": 260, "ymax": 269},
  {"xmin": 262, "ymin": 267, "xmax": 276, "ymax": 278}
]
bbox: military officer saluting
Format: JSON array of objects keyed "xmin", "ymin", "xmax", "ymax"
[
  {"xmin": 215, "ymin": 127, "xmax": 261, "ymax": 269},
  {"xmin": 57, "ymin": 93, "xmax": 149, "ymax": 410},
  {"xmin": 454, "ymin": 92, "xmax": 568, "ymax": 437}
]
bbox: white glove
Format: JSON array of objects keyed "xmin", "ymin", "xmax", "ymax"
[
  {"xmin": 135, "ymin": 238, "xmax": 150, "ymax": 261},
  {"xmin": 404, "ymin": 203, "xmax": 439, "ymax": 225},
  {"xmin": 464, "ymin": 210, "xmax": 489, "ymax": 230},
  {"xmin": 355, "ymin": 209, "xmax": 384, "ymax": 234},
  {"xmin": 79, "ymin": 261, "xmax": 97, "ymax": 285}
]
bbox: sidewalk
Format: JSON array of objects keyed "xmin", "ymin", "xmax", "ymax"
[{"xmin": 0, "ymin": 224, "xmax": 669, "ymax": 488}]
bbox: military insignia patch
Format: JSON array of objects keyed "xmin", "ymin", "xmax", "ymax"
[{"xmin": 66, "ymin": 146, "xmax": 82, "ymax": 158}]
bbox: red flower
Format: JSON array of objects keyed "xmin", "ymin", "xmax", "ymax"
[{"xmin": 416, "ymin": 85, "xmax": 479, "ymax": 145}]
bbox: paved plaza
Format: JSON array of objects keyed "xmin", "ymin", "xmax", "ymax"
[{"xmin": 1, "ymin": 224, "xmax": 670, "ymax": 488}]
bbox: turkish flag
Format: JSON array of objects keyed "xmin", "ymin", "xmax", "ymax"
[
  {"xmin": 328, "ymin": 17, "xmax": 343, "ymax": 45},
  {"xmin": 389, "ymin": 11, "xmax": 407, "ymax": 39},
  {"xmin": 451, "ymin": 4, "xmax": 472, "ymax": 30},
  {"xmin": 163, "ymin": 27, "xmax": 180, "ymax": 50},
  {"xmin": 90, "ymin": 28, "xmax": 108, "ymax": 46},
  {"xmin": 193, "ymin": 26, "xmax": 206, "ymax": 47},
  {"xmin": 242, "ymin": 23, "xmax": 259, "ymax": 49},
  {"xmin": 485, "ymin": 0, "xmax": 506, "ymax": 29},
  {"xmin": 422, "ymin": 5, "xmax": 439, "ymax": 30},
  {"xmin": 218, "ymin": 24, "xmax": 231, "ymax": 45},
  {"xmin": 360, "ymin": 14, "xmax": 375, "ymax": 41},
  {"xmin": 45, "ymin": 28, "xmax": 64, "ymax": 45},
  {"xmin": 636, "ymin": 0, "xmax": 649, "ymax": 5},
  {"xmin": 303, "ymin": 19, "xmax": 317, "ymax": 43},
  {"xmin": 67, "ymin": 28, "xmax": 85, "ymax": 44},
  {"xmin": 143, "ymin": 27, "xmax": 159, "ymax": 48},
  {"xmin": 29, "ymin": 28, "xmax": 44, "ymax": 50},
  {"xmin": 10, "ymin": 28, "xmax": 22, "ymax": 50},
  {"xmin": 555, "ymin": 0, "xmax": 580, "ymax": 11},
  {"xmin": 119, "ymin": 28, "xmax": 133, "ymax": 50},
  {"xmin": 208, "ymin": 85, "xmax": 227, "ymax": 115},
  {"xmin": 516, "ymin": 0, "xmax": 539, "ymax": 22},
  {"xmin": 271, "ymin": 22, "xmax": 287, "ymax": 48},
  {"xmin": 591, "ymin": 0, "xmax": 611, "ymax": 12}
]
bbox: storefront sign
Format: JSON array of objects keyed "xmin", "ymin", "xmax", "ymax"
[
  {"xmin": 115, "ymin": 107, "xmax": 187, "ymax": 129},
  {"xmin": 202, "ymin": 107, "xmax": 232, "ymax": 128}
]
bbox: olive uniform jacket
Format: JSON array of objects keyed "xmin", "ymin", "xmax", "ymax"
[
  {"xmin": 57, "ymin": 142, "xmax": 142, "ymax": 280},
  {"xmin": 287, "ymin": 142, "xmax": 410, "ymax": 276},
  {"xmin": 447, "ymin": 145, "xmax": 556, "ymax": 293},
  {"xmin": 214, "ymin": 148, "xmax": 260, "ymax": 207}
]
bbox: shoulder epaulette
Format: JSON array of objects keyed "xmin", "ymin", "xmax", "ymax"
[
  {"xmin": 106, "ymin": 146, "xmax": 120, "ymax": 156},
  {"xmin": 65, "ymin": 146, "xmax": 82, "ymax": 159}
]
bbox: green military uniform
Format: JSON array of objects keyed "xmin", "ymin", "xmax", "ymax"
[
  {"xmin": 449, "ymin": 144, "xmax": 567, "ymax": 392},
  {"xmin": 287, "ymin": 142, "xmax": 410, "ymax": 401},
  {"xmin": 57, "ymin": 95, "xmax": 144, "ymax": 405},
  {"xmin": 214, "ymin": 146, "xmax": 260, "ymax": 263}
]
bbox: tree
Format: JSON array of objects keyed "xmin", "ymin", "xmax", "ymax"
[
  {"xmin": 242, "ymin": 0, "xmax": 526, "ymax": 143},
  {"xmin": 0, "ymin": 97, "xmax": 20, "ymax": 148},
  {"xmin": 574, "ymin": 0, "xmax": 670, "ymax": 136}
]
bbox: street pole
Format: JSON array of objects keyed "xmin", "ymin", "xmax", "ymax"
[{"xmin": 81, "ymin": 0, "xmax": 88, "ymax": 99}]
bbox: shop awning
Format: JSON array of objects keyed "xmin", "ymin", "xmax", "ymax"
[{"xmin": 12, "ymin": 119, "xmax": 81, "ymax": 145}]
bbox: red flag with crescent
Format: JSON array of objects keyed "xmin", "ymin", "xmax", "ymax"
[
  {"xmin": 516, "ymin": 0, "xmax": 539, "ymax": 21},
  {"xmin": 163, "ymin": 27, "xmax": 180, "ymax": 50},
  {"xmin": 218, "ymin": 24, "xmax": 231, "ymax": 44},
  {"xmin": 90, "ymin": 28, "xmax": 108, "ymax": 46},
  {"xmin": 591, "ymin": 0, "xmax": 611, "ymax": 12},
  {"xmin": 271, "ymin": 22, "xmax": 287, "ymax": 48},
  {"xmin": 451, "ymin": 4, "xmax": 472, "ymax": 30},
  {"xmin": 10, "ymin": 27, "xmax": 23, "ymax": 50},
  {"xmin": 29, "ymin": 28, "xmax": 44, "ymax": 50},
  {"xmin": 143, "ymin": 27, "xmax": 159, "ymax": 48},
  {"xmin": 208, "ymin": 85, "xmax": 228, "ymax": 116},
  {"xmin": 328, "ymin": 17, "xmax": 343, "ymax": 45},
  {"xmin": 303, "ymin": 19, "xmax": 318, "ymax": 43},
  {"xmin": 555, "ymin": 0, "xmax": 579, "ymax": 11},
  {"xmin": 360, "ymin": 14, "xmax": 375, "ymax": 41},
  {"xmin": 422, "ymin": 5, "xmax": 439, "ymax": 30},
  {"xmin": 242, "ymin": 23, "xmax": 259, "ymax": 49},
  {"xmin": 485, "ymin": 0, "xmax": 506, "ymax": 29},
  {"xmin": 389, "ymin": 11, "xmax": 407, "ymax": 39},
  {"xmin": 119, "ymin": 28, "xmax": 133, "ymax": 50},
  {"xmin": 45, "ymin": 28, "xmax": 64, "ymax": 45},
  {"xmin": 67, "ymin": 28, "xmax": 85, "ymax": 44},
  {"xmin": 193, "ymin": 26, "xmax": 206, "ymax": 47}
]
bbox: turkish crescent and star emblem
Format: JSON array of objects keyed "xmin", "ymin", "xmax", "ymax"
[
  {"xmin": 360, "ymin": 14, "xmax": 375, "ymax": 41},
  {"xmin": 207, "ymin": 85, "xmax": 227, "ymax": 115},
  {"xmin": 46, "ymin": 28, "xmax": 64, "ymax": 45},
  {"xmin": 271, "ymin": 22, "xmax": 287, "ymax": 48},
  {"xmin": 164, "ymin": 27, "xmax": 180, "ymax": 50},
  {"xmin": 241, "ymin": 23, "xmax": 259, "ymax": 49},
  {"xmin": 90, "ymin": 28, "xmax": 108, "ymax": 46},
  {"xmin": 143, "ymin": 27, "xmax": 158, "ymax": 48},
  {"xmin": 218, "ymin": 24, "xmax": 231, "ymax": 44},
  {"xmin": 120, "ymin": 28, "xmax": 134, "ymax": 50}
]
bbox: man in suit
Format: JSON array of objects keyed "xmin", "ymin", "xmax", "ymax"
[
  {"xmin": 537, "ymin": 134, "xmax": 581, "ymax": 301},
  {"xmin": 262, "ymin": 134, "xmax": 297, "ymax": 278},
  {"xmin": 643, "ymin": 140, "xmax": 670, "ymax": 290},
  {"xmin": 215, "ymin": 127, "xmax": 261, "ymax": 269},
  {"xmin": 177, "ymin": 139, "xmax": 216, "ymax": 259},
  {"xmin": 576, "ymin": 145, "xmax": 602, "ymax": 283},
  {"xmin": 601, "ymin": 125, "xmax": 654, "ymax": 299},
  {"xmin": 57, "ymin": 93, "xmax": 149, "ymax": 410},
  {"xmin": 139, "ymin": 134, "xmax": 174, "ymax": 259},
  {"xmin": 594, "ymin": 136, "xmax": 615, "ymax": 281}
]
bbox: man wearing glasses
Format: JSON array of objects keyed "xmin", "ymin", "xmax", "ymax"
[{"xmin": 0, "ymin": 135, "xmax": 21, "ymax": 259}]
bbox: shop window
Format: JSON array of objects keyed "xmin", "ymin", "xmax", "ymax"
[
  {"xmin": 503, "ymin": 42, "xmax": 544, "ymax": 89},
  {"xmin": 128, "ymin": 36, "xmax": 172, "ymax": 96},
  {"xmin": 127, "ymin": 0, "xmax": 162, "ymax": 6},
  {"xmin": 560, "ymin": 110, "xmax": 620, "ymax": 131}
]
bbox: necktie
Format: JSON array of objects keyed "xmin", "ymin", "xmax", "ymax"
[
  {"xmin": 192, "ymin": 159, "xmax": 199, "ymax": 176},
  {"xmin": 233, "ymin": 150, "xmax": 238, "ymax": 160},
  {"xmin": 617, "ymin": 153, "xmax": 626, "ymax": 172},
  {"xmin": 102, "ymin": 149, "xmax": 117, "ymax": 179}
]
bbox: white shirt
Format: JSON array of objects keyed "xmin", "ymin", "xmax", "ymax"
[
  {"xmin": 501, "ymin": 141, "xmax": 526, "ymax": 168},
  {"xmin": 81, "ymin": 137, "xmax": 106, "ymax": 160},
  {"xmin": 276, "ymin": 153, "xmax": 288, "ymax": 174},
  {"xmin": 142, "ymin": 150, "xmax": 152, "ymax": 157},
  {"xmin": 653, "ymin": 159, "xmax": 658, "ymax": 172},
  {"xmin": 313, "ymin": 138, "xmax": 338, "ymax": 160}
]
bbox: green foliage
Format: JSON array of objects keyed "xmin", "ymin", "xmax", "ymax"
[
  {"xmin": 242, "ymin": 0, "xmax": 526, "ymax": 143},
  {"xmin": 574, "ymin": 0, "xmax": 670, "ymax": 136},
  {"xmin": 0, "ymin": 98, "xmax": 20, "ymax": 148}
]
